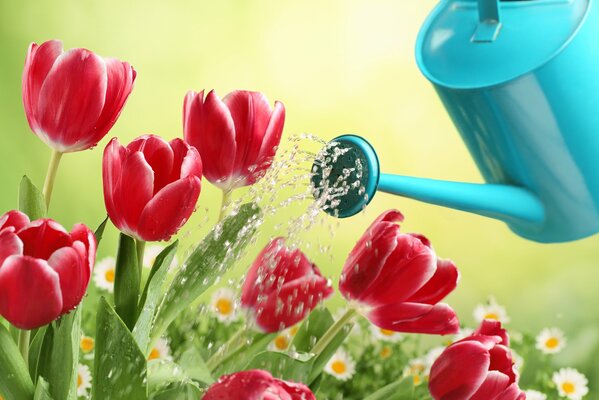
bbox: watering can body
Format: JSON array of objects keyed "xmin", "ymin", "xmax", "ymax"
[{"xmin": 414, "ymin": 0, "xmax": 599, "ymax": 242}]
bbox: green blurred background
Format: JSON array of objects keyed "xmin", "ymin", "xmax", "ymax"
[{"xmin": 1, "ymin": 0, "xmax": 599, "ymax": 388}]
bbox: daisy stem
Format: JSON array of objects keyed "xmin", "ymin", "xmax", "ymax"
[
  {"xmin": 18, "ymin": 329, "xmax": 30, "ymax": 367},
  {"xmin": 136, "ymin": 239, "xmax": 146, "ymax": 282},
  {"xmin": 205, "ymin": 326, "xmax": 247, "ymax": 372},
  {"xmin": 217, "ymin": 189, "xmax": 233, "ymax": 223},
  {"xmin": 42, "ymin": 149, "xmax": 63, "ymax": 210},
  {"xmin": 311, "ymin": 308, "xmax": 358, "ymax": 357}
]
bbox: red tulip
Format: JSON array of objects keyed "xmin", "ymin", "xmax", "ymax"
[
  {"xmin": 429, "ymin": 320, "xmax": 525, "ymax": 400},
  {"xmin": 0, "ymin": 210, "xmax": 96, "ymax": 329},
  {"xmin": 102, "ymin": 134, "xmax": 202, "ymax": 242},
  {"xmin": 22, "ymin": 40, "xmax": 136, "ymax": 152},
  {"xmin": 241, "ymin": 238, "xmax": 333, "ymax": 333},
  {"xmin": 339, "ymin": 210, "xmax": 459, "ymax": 335},
  {"xmin": 203, "ymin": 369, "xmax": 316, "ymax": 400},
  {"xmin": 183, "ymin": 90, "xmax": 285, "ymax": 190}
]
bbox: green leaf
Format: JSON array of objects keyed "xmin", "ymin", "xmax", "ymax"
[
  {"xmin": 33, "ymin": 377, "xmax": 54, "ymax": 400},
  {"xmin": 133, "ymin": 241, "xmax": 178, "ymax": 353},
  {"xmin": 94, "ymin": 216, "xmax": 109, "ymax": 245},
  {"xmin": 0, "ymin": 323, "xmax": 35, "ymax": 400},
  {"xmin": 36, "ymin": 309, "xmax": 81, "ymax": 400},
  {"xmin": 245, "ymin": 351, "xmax": 314, "ymax": 383},
  {"xmin": 308, "ymin": 318, "xmax": 354, "ymax": 384},
  {"xmin": 178, "ymin": 347, "xmax": 214, "ymax": 385},
  {"xmin": 28, "ymin": 326, "xmax": 47, "ymax": 379},
  {"xmin": 114, "ymin": 233, "xmax": 141, "ymax": 330},
  {"xmin": 363, "ymin": 377, "xmax": 415, "ymax": 400},
  {"xmin": 213, "ymin": 332, "xmax": 276, "ymax": 377},
  {"xmin": 19, "ymin": 175, "xmax": 47, "ymax": 219},
  {"xmin": 152, "ymin": 203, "xmax": 261, "ymax": 341},
  {"xmin": 292, "ymin": 307, "xmax": 335, "ymax": 353},
  {"xmin": 93, "ymin": 297, "xmax": 147, "ymax": 400},
  {"xmin": 148, "ymin": 359, "xmax": 190, "ymax": 393},
  {"xmin": 149, "ymin": 382, "xmax": 202, "ymax": 400}
]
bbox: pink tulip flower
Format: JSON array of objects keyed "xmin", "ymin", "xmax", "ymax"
[
  {"xmin": 102, "ymin": 134, "xmax": 203, "ymax": 242},
  {"xmin": 183, "ymin": 90, "xmax": 285, "ymax": 190},
  {"xmin": 203, "ymin": 369, "xmax": 316, "ymax": 400},
  {"xmin": 22, "ymin": 40, "xmax": 136, "ymax": 152},
  {"xmin": 241, "ymin": 238, "xmax": 333, "ymax": 333},
  {"xmin": 429, "ymin": 320, "xmax": 525, "ymax": 400},
  {"xmin": 339, "ymin": 210, "xmax": 460, "ymax": 335},
  {"xmin": 0, "ymin": 210, "xmax": 96, "ymax": 329}
]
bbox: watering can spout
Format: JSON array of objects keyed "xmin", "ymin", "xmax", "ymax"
[
  {"xmin": 378, "ymin": 174, "xmax": 545, "ymax": 225},
  {"xmin": 311, "ymin": 134, "xmax": 546, "ymax": 238}
]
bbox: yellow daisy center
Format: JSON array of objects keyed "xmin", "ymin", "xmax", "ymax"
[
  {"xmin": 215, "ymin": 298, "xmax": 233, "ymax": 315},
  {"xmin": 484, "ymin": 313, "xmax": 499, "ymax": 320},
  {"xmin": 274, "ymin": 335, "xmax": 289, "ymax": 350},
  {"xmin": 379, "ymin": 328, "xmax": 395, "ymax": 336},
  {"xmin": 413, "ymin": 375, "xmax": 422, "ymax": 385},
  {"xmin": 562, "ymin": 382, "xmax": 576, "ymax": 394},
  {"xmin": 545, "ymin": 337, "xmax": 559, "ymax": 349},
  {"xmin": 77, "ymin": 373, "xmax": 83, "ymax": 387},
  {"xmin": 331, "ymin": 360, "xmax": 347, "ymax": 374},
  {"xmin": 148, "ymin": 348, "xmax": 160, "ymax": 360},
  {"xmin": 80, "ymin": 337, "xmax": 94, "ymax": 353},
  {"xmin": 380, "ymin": 346, "xmax": 392, "ymax": 359},
  {"xmin": 290, "ymin": 326, "xmax": 299, "ymax": 336},
  {"xmin": 105, "ymin": 268, "xmax": 115, "ymax": 283}
]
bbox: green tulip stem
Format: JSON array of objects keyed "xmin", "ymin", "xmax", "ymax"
[
  {"xmin": 311, "ymin": 307, "xmax": 358, "ymax": 357},
  {"xmin": 218, "ymin": 189, "xmax": 233, "ymax": 223},
  {"xmin": 42, "ymin": 149, "xmax": 63, "ymax": 210},
  {"xmin": 18, "ymin": 329, "xmax": 30, "ymax": 368},
  {"xmin": 205, "ymin": 326, "xmax": 248, "ymax": 372},
  {"xmin": 136, "ymin": 239, "xmax": 146, "ymax": 281}
]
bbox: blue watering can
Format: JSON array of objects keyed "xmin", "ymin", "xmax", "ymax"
[{"xmin": 312, "ymin": 0, "xmax": 599, "ymax": 243}]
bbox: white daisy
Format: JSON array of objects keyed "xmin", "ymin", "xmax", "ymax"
[
  {"xmin": 148, "ymin": 338, "xmax": 172, "ymax": 361},
  {"xmin": 93, "ymin": 257, "xmax": 116, "ymax": 293},
  {"xmin": 268, "ymin": 330, "xmax": 294, "ymax": 352},
  {"xmin": 76, "ymin": 363, "xmax": 92, "ymax": 397},
  {"xmin": 379, "ymin": 345, "xmax": 393, "ymax": 360},
  {"xmin": 403, "ymin": 357, "xmax": 427, "ymax": 385},
  {"xmin": 210, "ymin": 288, "xmax": 238, "ymax": 324},
  {"xmin": 524, "ymin": 390, "xmax": 547, "ymax": 400},
  {"xmin": 79, "ymin": 335, "xmax": 95, "ymax": 360},
  {"xmin": 552, "ymin": 368, "xmax": 589, "ymax": 400},
  {"xmin": 536, "ymin": 327, "xmax": 566, "ymax": 354},
  {"xmin": 143, "ymin": 244, "xmax": 178, "ymax": 270},
  {"xmin": 473, "ymin": 298, "xmax": 510, "ymax": 324},
  {"xmin": 324, "ymin": 348, "xmax": 356, "ymax": 381},
  {"xmin": 369, "ymin": 324, "xmax": 402, "ymax": 342}
]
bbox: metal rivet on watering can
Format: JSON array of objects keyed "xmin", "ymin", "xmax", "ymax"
[{"xmin": 313, "ymin": 0, "xmax": 599, "ymax": 244}]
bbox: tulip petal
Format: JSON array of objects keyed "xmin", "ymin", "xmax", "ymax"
[
  {"xmin": 128, "ymin": 135, "xmax": 174, "ymax": 194},
  {"xmin": 352, "ymin": 210, "xmax": 405, "ymax": 257},
  {"xmin": 137, "ymin": 176, "xmax": 201, "ymax": 241},
  {"xmin": 0, "ymin": 255, "xmax": 63, "ymax": 329},
  {"xmin": 408, "ymin": 258, "xmax": 459, "ymax": 305},
  {"xmin": 18, "ymin": 219, "xmax": 72, "ymax": 260},
  {"xmin": 367, "ymin": 302, "xmax": 459, "ymax": 335},
  {"xmin": 93, "ymin": 58, "xmax": 136, "ymax": 142},
  {"xmin": 470, "ymin": 371, "xmax": 511, "ymax": 400},
  {"xmin": 278, "ymin": 380, "xmax": 316, "ymax": 400},
  {"xmin": 37, "ymin": 48, "xmax": 108, "ymax": 152},
  {"xmin": 359, "ymin": 233, "xmax": 437, "ymax": 306},
  {"xmin": 429, "ymin": 341, "xmax": 491, "ymax": 400},
  {"xmin": 224, "ymin": 91, "xmax": 272, "ymax": 178},
  {"xmin": 0, "ymin": 210, "xmax": 30, "ymax": 232},
  {"xmin": 489, "ymin": 345, "xmax": 518, "ymax": 383},
  {"xmin": 113, "ymin": 151, "xmax": 154, "ymax": 235},
  {"xmin": 22, "ymin": 40, "xmax": 63, "ymax": 132},
  {"xmin": 474, "ymin": 319, "xmax": 510, "ymax": 346},
  {"xmin": 241, "ymin": 237, "xmax": 287, "ymax": 306},
  {"xmin": 496, "ymin": 383, "xmax": 526, "ymax": 400},
  {"xmin": 183, "ymin": 90, "xmax": 236, "ymax": 186},
  {"xmin": 102, "ymin": 138, "xmax": 127, "ymax": 226},
  {"xmin": 47, "ymin": 246, "xmax": 85, "ymax": 313},
  {"xmin": 203, "ymin": 370, "xmax": 278, "ymax": 400},
  {"xmin": 254, "ymin": 274, "xmax": 333, "ymax": 332},
  {"xmin": 0, "ymin": 230, "xmax": 23, "ymax": 266},
  {"xmin": 69, "ymin": 223, "xmax": 96, "ymax": 287},
  {"xmin": 170, "ymin": 138, "xmax": 203, "ymax": 181}
]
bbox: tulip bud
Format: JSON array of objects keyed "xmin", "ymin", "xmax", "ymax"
[
  {"xmin": 204, "ymin": 369, "xmax": 316, "ymax": 400},
  {"xmin": 183, "ymin": 89, "xmax": 285, "ymax": 190},
  {"xmin": 22, "ymin": 40, "xmax": 136, "ymax": 153},
  {"xmin": 102, "ymin": 135, "xmax": 203, "ymax": 242},
  {"xmin": 241, "ymin": 238, "xmax": 333, "ymax": 333},
  {"xmin": 0, "ymin": 210, "xmax": 96, "ymax": 329},
  {"xmin": 429, "ymin": 320, "xmax": 526, "ymax": 400},
  {"xmin": 339, "ymin": 210, "xmax": 460, "ymax": 335}
]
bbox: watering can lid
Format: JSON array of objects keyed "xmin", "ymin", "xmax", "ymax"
[{"xmin": 416, "ymin": 0, "xmax": 589, "ymax": 89}]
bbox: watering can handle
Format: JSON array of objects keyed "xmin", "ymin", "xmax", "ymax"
[{"xmin": 473, "ymin": 0, "xmax": 502, "ymax": 42}]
